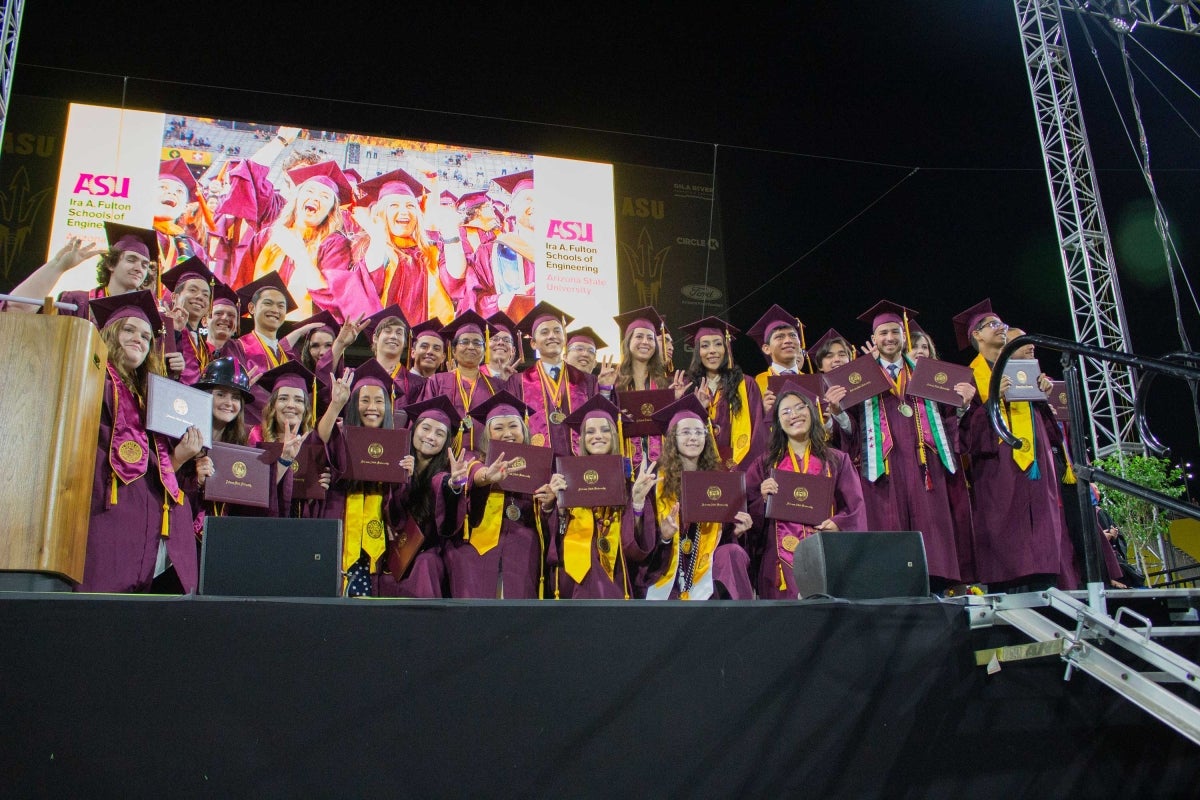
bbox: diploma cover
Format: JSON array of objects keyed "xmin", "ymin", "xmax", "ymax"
[
  {"xmin": 291, "ymin": 435, "xmax": 328, "ymax": 500},
  {"xmin": 767, "ymin": 372, "xmax": 824, "ymax": 398},
  {"xmin": 146, "ymin": 373, "xmax": 213, "ymax": 447},
  {"xmin": 342, "ymin": 426, "xmax": 410, "ymax": 484},
  {"xmin": 161, "ymin": 316, "xmax": 177, "ymax": 355},
  {"xmin": 555, "ymin": 454, "xmax": 627, "ymax": 508},
  {"xmin": 486, "ymin": 440, "xmax": 554, "ymax": 495},
  {"xmin": 680, "ymin": 470, "xmax": 747, "ymax": 525},
  {"xmin": 386, "ymin": 514, "xmax": 425, "ymax": 580},
  {"xmin": 764, "ymin": 469, "xmax": 835, "ymax": 526},
  {"xmin": 204, "ymin": 441, "xmax": 273, "ymax": 508},
  {"xmin": 1047, "ymin": 380, "xmax": 1070, "ymax": 419},
  {"xmin": 906, "ymin": 358, "xmax": 975, "ymax": 406},
  {"xmin": 820, "ymin": 356, "xmax": 891, "ymax": 409},
  {"xmin": 617, "ymin": 389, "xmax": 676, "ymax": 437},
  {"xmin": 1002, "ymin": 359, "xmax": 1045, "ymax": 401}
]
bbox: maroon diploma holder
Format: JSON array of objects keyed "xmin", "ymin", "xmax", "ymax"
[
  {"xmin": 906, "ymin": 358, "xmax": 975, "ymax": 407},
  {"xmin": 555, "ymin": 454, "xmax": 627, "ymax": 508},
  {"xmin": 764, "ymin": 469, "xmax": 835, "ymax": 526},
  {"xmin": 291, "ymin": 435, "xmax": 328, "ymax": 500},
  {"xmin": 680, "ymin": 470, "xmax": 747, "ymax": 525},
  {"xmin": 617, "ymin": 389, "xmax": 676, "ymax": 437},
  {"xmin": 486, "ymin": 440, "xmax": 554, "ymax": 495},
  {"xmin": 820, "ymin": 356, "xmax": 892, "ymax": 410},
  {"xmin": 204, "ymin": 442, "xmax": 274, "ymax": 508},
  {"xmin": 1047, "ymin": 380, "xmax": 1070, "ymax": 419},
  {"xmin": 766, "ymin": 373, "xmax": 823, "ymax": 398},
  {"xmin": 1002, "ymin": 359, "xmax": 1046, "ymax": 401},
  {"xmin": 386, "ymin": 515, "xmax": 425, "ymax": 581},
  {"xmin": 342, "ymin": 426, "xmax": 410, "ymax": 484}
]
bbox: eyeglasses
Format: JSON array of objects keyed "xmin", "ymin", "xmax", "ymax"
[
  {"xmin": 975, "ymin": 319, "xmax": 1007, "ymax": 332},
  {"xmin": 568, "ymin": 345, "xmax": 597, "ymax": 355},
  {"xmin": 778, "ymin": 404, "xmax": 808, "ymax": 419},
  {"xmin": 675, "ymin": 428, "xmax": 707, "ymax": 440},
  {"xmin": 456, "ymin": 338, "xmax": 484, "ymax": 348}
]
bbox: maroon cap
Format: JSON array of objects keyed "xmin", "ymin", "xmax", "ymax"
[
  {"xmin": 650, "ymin": 393, "xmax": 709, "ymax": 436},
  {"xmin": 210, "ymin": 282, "xmax": 241, "ymax": 313},
  {"xmin": 440, "ymin": 310, "xmax": 492, "ymax": 342},
  {"xmin": 566, "ymin": 326, "xmax": 607, "ymax": 350},
  {"xmin": 236, "ymin": 270, "xmax": 298, "ymax": 314},
  {"xmin": 775, "ymin": 379, "xmax": 822, "ymax": 411},
  {"xmin": 159, "ymin": 157, "xmax": 199, "ymax": 201},
  {"xmin": 401, "ymin": 393, "xmax": 462, "ymax": 432},
  {"xmin": 349, "ymin": 358, "xmax": 395, "ymax": 394},
  {"xmin": 561, "ymin": 393, "xmax": 620, "ymax": 432},
  {"xmin": 516, "ymin": 301, "xmax": 573, "ymax": 339},
  {"xmin": 614, "ymin": 306, "xmax": 665, "ymax": 337},
  {"xmin": 455, "ymin": 190, "xmax": 490, "ymax": 212},
  {"xmin": 810, "ymin": 328, "xmax": 852, "ymax": 357},
  {"xmin": 355, "ymin": 168, "xmax": 427, "ymax": 207},
  {"xmin": 363, "ymin": 304, "xmax": 410, "ymax": 340},
  {"xmin": 951, "ymin": 298, "xmax": 998, "ymax": 351},
  {"xmin": 857, "ymin": 299, "xmax": 918, "ymax": 333},
  {"xmin": 745, "ymin": 304, "xmax": 803, "ymax": 348},
  {"xmin": 287, "ymin": 160, "xmax": 355, "ymax": 206},
  {"xmin": 409, "ymin": 317, "xmax": 447, "ymax": 343},
  {"xmin": 159, "ymin": 256, "xmax": 216, "ymax": 295},
  {"xmin": 103, "ymin": 221, "xmax": 159, "ymax": 262},
  {"xmin": 90, "ymin": 289, "xmax": 163, "ymax": 333},
  {"xmin": 488, "ymin": 169, "xmax": 534, "ymax": 205},
  {"xmin": 678, "ymin": 316, "xmax": 739, "ymax": 346},
  {"xmin": 291, "ymin": 308, "xmax": 339, "ymax": 339},
  {"xmin": 256, "ymin": 360, "xmax": 318, "ymax": 396},
  {"xmin": 467, "ymin": 389, "xmax": 534, "ymax": 426}
]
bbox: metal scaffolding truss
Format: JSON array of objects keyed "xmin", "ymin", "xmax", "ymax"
[
  {"xmin": 0, "ymin": 0, "xmax": 22, "ymax": 141},
  {"xmin": 1076, "ymin": 0, "xmax": 1200, "ymax": 34}
]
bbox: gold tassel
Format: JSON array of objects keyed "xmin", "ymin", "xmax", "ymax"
[
  {"xmin": 310, "ymin": 378, "xmax": 318, "ymax": 430},
  {"xmin": 902, "ymin": 311, "xmax": 912, "ymax": 352},
  {"xmin": 161, "ymin": 491, "xmax": 170, "ymax": 537},
  {"xmin": 111, "ymin": 473, "xmax": 119, "ymax": 506},
  {"xmin": 778, "ymin": 562, "xmax": 787, "ymax": 591},
  {"xmin": 534, "ymin": 499, "xmax": 546, "ymax": 599},
  {"xmin": 485, "ymin": 327, "xmax": 491, "ymax": 365}
]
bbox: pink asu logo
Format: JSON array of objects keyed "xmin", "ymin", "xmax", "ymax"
[
  {"xmin": 73, "ymin": 174, "xmax": 131, "ymax": 198},
  {"xmin": 545, "ymin": 220, "xmax": 594, "ymax": 242}
]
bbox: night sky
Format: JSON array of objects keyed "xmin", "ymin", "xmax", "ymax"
[{"xmin": 12, "ymin": 2, "xmax": 1200, "ymax": 479}]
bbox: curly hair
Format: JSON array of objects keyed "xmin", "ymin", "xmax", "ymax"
[
  {"xmin": 657, "ymin": 420, "xmax": 719, "ymax": 502},
  {"xmin": 94, "ymin": 247, "xmax": 156, "ymax": 291}
]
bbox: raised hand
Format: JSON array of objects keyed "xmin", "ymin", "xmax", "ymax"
[
  {"xmin": 174, "ymin": 425, "xmax": 206, "ymax": 463},
  {"xmin": 281, "ymin": 419, "xmax": 303, "ymax": 461},
  {"xmin": 762, "ymin": 388, "xmax": 776, "ymax": 415},
  {"xmin": 631, "ymin": 459, "xmax": 657, "ymax": 506},
  {"xmin": 330, "ymin": 367, "xmax": 354, "ymax": 407},
  {"xmin": 597, "ymin": 354, "xmax": 618, "ymax": 387},
  {"xmin": 659, "ymin": 502, "xmax": 680, "ymax": 542},
  {"xmin": 447, "ymin": 448, "xmax": 471, "ymax": 488},
  {"xmin": 670, "ymin": 370, "xmax": 690, "ymax": 399},
  {"xmin": 49, "ymin": 236, "xmax": 100, "ymax": 274}
]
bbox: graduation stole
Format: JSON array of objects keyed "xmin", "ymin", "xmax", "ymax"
[
  {"xmin": 522, "ymin": 365, "xmax": 581, "ymax": 449},
  {"xmin": 971, "ymin": 354, "xmax": 1037, "ymax": 476},
  {"xmin": 250, "ymin": 330, "xmax": 288, "ymax": 369},
  {"xmin": 773, "ymin": 446, "xmax": 831, "ymax": 578},
  {"xmin": 343, "ymin": 489, "xmax": 386, "ymax": 574},
  {"xmin": 708, "ymin": 380, "xmax": 752, "ymax": 465},
  {"xmin": 106, "ymin": 365, "xmax": 184, "ymax": 536},
  {"xmin": 470, "ymin": 489, "xmax": 506, "ymax": 555},
  {"xmin": 645, "ymin": 483, "xmax": 718, "ymax": 601},
  {"xmin": 861, "ymin": 356, "xmax": 954, "ymax": 485},
  {"xmin": 563, "ymin": 506, "xmax": 620, "ymax": 584}
]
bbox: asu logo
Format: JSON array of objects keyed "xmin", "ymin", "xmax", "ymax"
[
  {"xmin": 793, "ymin": 486, "xmax": 809, "ymax": 502},
  {"xmin": 583, "ymin": 469, "xmax": 599, "ymax": 485},
  {"xmin": 934, "ymin": 372, "xmax": 948, "ymax": 385},
  {"xmin": 231, "ymin": 461, "xmax": 247, "ymax": 479},
  {"xmin": 73, "ymin": 173, "xmax": 131, "ymax": 198},
  {"xmin": 173, "ymin": 398, "xmax": 189, "ymax": 415},
  {"xmin": 367, "ymin": 443, "xmax": 384, "ymax": 458},
  {"xmin": 545, "ymin": 219, "xmax": 594, "ymax": 242},
  {"xmin": 706, "ymin": 485, "xmax": 722, "ymax": 501},
  {"xmin": 510, "ymin": 457, "xmax": 528, "ymax": 472},
  {"xmin": 848, "ymin": 372, "xmax": 863, "ymax": 386},
  {"xmin": 640, "ymin": 402, "xmax": 656, "ymax": 416}
]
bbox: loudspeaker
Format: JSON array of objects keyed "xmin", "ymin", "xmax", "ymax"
[
  {"xmin": 793, "ymin": 531, "xmax": 929, "ymax": 599},
  {"xmin": 201, "ymin": 517, "xmax": 344, "ymax": 597}
]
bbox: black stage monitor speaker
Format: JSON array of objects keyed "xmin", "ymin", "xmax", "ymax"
[
  {"xmin": 793, "ymin": 531, "xmax": 929, "ymax": 599},
  {"xmin": 200, "ymin": 517, "xmax": 344, "ymax": 597}
]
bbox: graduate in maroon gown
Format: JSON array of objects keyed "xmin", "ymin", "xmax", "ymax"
[
  {"xmin": 321, "ymin": 304, "xmax": 425, "ymax": 421},
  {"xmin": 153, "ymin": 157, "xmax": 209, "ymax": 275},
  {"xmin": 317, "ymin": 360, "xmax": 413, "ymax": 596},
  {"xmin": 79, "ymin": 291, "xmax": 200, "ymax": 594},
  {"xmin": 482, "ymin": 310, "xmax": 522, "ymax": 380},
  {"xmin": 459, "ymin": 170, "xmax": 536, "ymax": 318},
  {"xmin": 379, "ymin": 395, "xmax": 469, "ymax": 598},
  {"xmin": 443, "ymin": 391, "xmax": 559, "ymax": 599},
  {"xmin": 223, "ymin": 270, "xmax": 299, "ymax": 428},
  {"xmin": 629, "ymin": 395, "xmax": 754, "ymax": 600},
  {"xmin": 808, "ymin": 327, "xmax": 858, "ymax": 454},
  {"xmin": 418, "ymin": 311, "xmax": 506, "ymax": 454},
  {"xmin": 746, "ymin": 303, "xmax": 808, "ymax": 401},
  {"xmin": 612, "ymin": 306, "xmax": 688, "ymax": 469},
  {"xmin": 158, "ymin": 257, "xmax": 222, "ymax": 386},
  {"xmin": 545, "ymin": 394, "xmax": 651, "ymax": 599},
  {"xmin": 408, "ymin": 318, "xmax": 448, "ymax": 379},
  {"xmin": 511, "ymin": 301, "xmax": 598, "ymax": 458},
  {"xmin": 678, "ymin": 316, "xmax": 765, "ymax": 471},
  {"xmin": 839, "ymin": 300, "xmax": 976, "ymax": 593},
  {"xmin": 953, "ymin": 300, "xmax": 1069, "ymax": 593},
  {"xmin": 745, "ymin": 383, "xmax": 866, "ymax": 599}
]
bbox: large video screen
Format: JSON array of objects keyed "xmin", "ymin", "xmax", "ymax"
[{"xmin": 49, "ymin": 103, "xmax": 621, "ymax": 350}]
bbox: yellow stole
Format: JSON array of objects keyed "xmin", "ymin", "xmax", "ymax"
[
  {"xmin": 649, "ymin": 484, "xmax": 718, "ymax": 600},
  {"xmin": 563, "ymin": 507, "xmax": 620, "ymax": 584},
  {"xmin": 971, "ymin": 354, "xmax": 1034, "ymax": 472},
  {"xmin": 470, "ymin": 490, "xmax": 506, "ymax": 555},
  {"xmin": 710, "ymin": 380, "xmax": 752, "ymax": 465},
  {"xmin": 344, "ymin": 490, "xmax": 386, "ymax": 573}
]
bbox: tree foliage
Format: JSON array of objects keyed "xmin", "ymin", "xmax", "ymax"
[{"xmin": 1093, "ymin": 454, "xmax": 1186, "ymax": 549}]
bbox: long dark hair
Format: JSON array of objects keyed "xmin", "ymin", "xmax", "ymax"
[
  {"xmin": 764, "ymin": 390, "xmax": 829, "ymax": 468},
  {"xmin": 615, "ymin": 327, "xmax": 668, "ymax": 391},
  {"xmin": 343, "ymin": 385, "xmax": 395, "ymax": 429},
  {"xmin": 686, "ymin": 346, "xmax": 744, "ymax": 414},
  {"xmin": 410, "ymin": 432, "xmax": 452, "ymax": 534}
]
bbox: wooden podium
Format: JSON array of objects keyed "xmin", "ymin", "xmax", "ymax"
[{"xmin": 0, "ymin": 312, "xmax": 108, "ymax": 586}]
